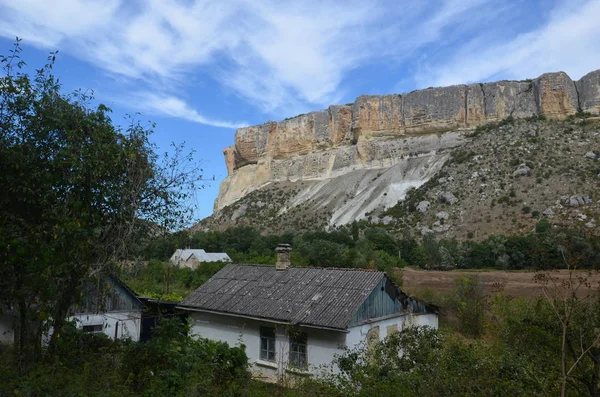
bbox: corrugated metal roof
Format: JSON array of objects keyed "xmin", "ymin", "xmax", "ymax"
[
  {"xmin": 181, "ymin": 264, "xmax": 388, "ymax": 330},
  {"xmin": 170, "ymin": 249, "xmax": 231, "ymax": 264}
]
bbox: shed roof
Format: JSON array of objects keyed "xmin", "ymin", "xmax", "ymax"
[
  {"xmin": 180, "ymin": 264, "xmax": 397, "ymax": 330},
  {"xmin": 171, "ymin": 249, "xmax": 231, "ymax": 263}
]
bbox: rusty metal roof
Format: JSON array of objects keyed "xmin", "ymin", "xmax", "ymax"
[{"xmin": 180, "ymin": 264, "xmax": 387, "ymax": 330}]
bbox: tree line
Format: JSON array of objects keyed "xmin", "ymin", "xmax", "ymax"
[{"xmin": 140, "ymin": 221, "xmax": 600, "ymax": 271}]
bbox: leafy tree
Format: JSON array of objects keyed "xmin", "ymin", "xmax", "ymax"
[
  {"xmin": 0, "ymin": 41, "xmax": 202, "ymax": 369},
  {"xmin": 364, "ymin": 228, "xmax": 397, "ymax": 256},
  {"xmin": 451, "ymin": 275, "xmax": 487, "ymax": 338},
  {"xmin": 309, "ymin": 326, "xmax": 537, "ymax": 396}
]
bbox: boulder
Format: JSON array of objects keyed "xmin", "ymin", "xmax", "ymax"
[
  {"xmin": 543, "ymin": 207, "xmax": 554, "ymax": 217},
  {"xmin": 439, "ymin": 192, "xmax": 458, "ymax": 205},
  {"xmin": 563, "ymin": 195, "xmax": 593, "ymax": 207},
  {"xmin": 231, "ymin": 204, "xmax": 248, "ymax": 221},
  {"xmin": 433, "ymin": 224, "xmax": 451, "ymax": 233},
  {"xmin": 417, "ymin": 201, "xmax": 430, "ymax": 213},
  {"xmin": 512, "ymin": 163, "xmax": 531, "ymax": 177},
  {"xmin": 435, "ymin": 211, "xmax": 450, "ymax": 220},
  {"xmin": 584, "ymin": 151, "xmax": 597, "ymax": 160},
  {"xmin": 419, "ymin": 226, "xmax": 434, "ymax": 235}
]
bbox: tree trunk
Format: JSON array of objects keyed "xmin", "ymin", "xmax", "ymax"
[
  {"xmin": 16, "ymin": 298, "xmax": 38, "ymax": 374},
  {"xmin": 17, "ymin": 299, "xmax": 28, "ymax": 374},
  {"xmin": 589, "ymin": 350, "xmax": 600, "ymax": 397},
  {"xmin": 561, "ymin": 320, "xmax": 569, "ymax": 397},
  {"xmin": 48, "ymin": 283, "xmax": 77, "ymax": 353}
]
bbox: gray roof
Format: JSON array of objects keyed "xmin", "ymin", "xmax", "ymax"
[
  {"xmin": 181, "ymin": 264, "xmax": 390, "ymax": 330},
  {"xmin": 170, "ymin": 249, "xmax": 231, "ymax": 263}
]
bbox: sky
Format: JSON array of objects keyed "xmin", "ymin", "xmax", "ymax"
[{"xmin": 1, "ymin": 0, "xmax": 599, "ymax": 222}]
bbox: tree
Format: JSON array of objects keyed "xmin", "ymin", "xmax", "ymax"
[
  {"xmin": 534, "ymin": 247, "xmax": 600, "ymax": 397},
  {"xmin": 452, "ymin": 275, "xmax": 487, "ymax": 338},
  {"xmin": 0, "ymin": 41, "xmax": 202, "ymax": 369}
]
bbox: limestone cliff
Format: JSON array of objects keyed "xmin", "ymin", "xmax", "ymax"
[{"xmin": 212, "ymin": 69, "xmax": 600, "ymax": 228}]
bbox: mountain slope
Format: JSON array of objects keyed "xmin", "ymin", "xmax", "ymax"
[
  {"xmin": 197, "ymin": 69, "xmax": 600, "ymax": 237},
  {"xmin": 198, "ymin": 115, "xmax": 599, "ymax": 238}
]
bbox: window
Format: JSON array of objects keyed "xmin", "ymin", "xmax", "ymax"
[
  {"xmin": 82, "ymin": 324, "xmax": 104, "ymax": 335},
  {"xmin": 289, "ymin": 332, "xmax": 308, "ymax": 370},
  {"xmin": 260, "ymin": 327, "xmax": 276, "ymax": 362}
]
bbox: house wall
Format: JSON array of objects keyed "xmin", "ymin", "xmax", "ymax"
[
  {"xmin": 351, "ymin": 279, "xmax": 430, "ymax": 324},
  {"xmin": 0, "ymin": 313, "xmax": 15, "ymax": 344},
  {"xmin": 184, "ymin": 257, "xmax": 200, "ymax": 269},
  {"xmin": 346, "ymin": 312, "xmax": 438, "ymax": 350},
  {"xmin": 351, "ymin": 278, "xmax": 402, "ymax": 323},
  {"xmin": 189, "ymin": 311, "xmax": 346, "ymax": 380},
  {"xmin": 69, "ymin": 310, "xmax": 143, "ymax": 341}
]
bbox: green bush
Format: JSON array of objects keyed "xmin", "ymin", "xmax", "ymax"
[{"xmin": 0, "ymin": 318, "xmax": 249, "ymax": 397}]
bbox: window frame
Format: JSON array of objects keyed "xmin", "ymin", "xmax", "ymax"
[
  {"xmin": 259, "ymin": 326, "xmax": 276, "ymax": 362},
  {"xmin": 82, "ymin": 323, "xmax": 104, "ymax": 335},
  {"xmin": 288, "ymin": 331, "xmax": 308, "ymax": 370}
]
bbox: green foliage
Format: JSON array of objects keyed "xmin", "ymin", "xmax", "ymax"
[
  {"xmin": 451, "ymin": 275, "xmax": 486, "ymax": 338},
  {"xmin": 119, "ymin": 260, "xmax": 228, "ymax": 300},
  {"xmin": 491, "ymin": 289, "xmax": 600, "ymax": 397},
  {"xmin": 364, "ymin": 228, "xmax": 398, "ymax": 256},
  {"xmin": 0, "ymin": 41, "xmax": 203, "ymax": 365},
  {"xmin": 535, "ymin": 218, "xmax": 549, "ymax": 233},
  {"xmin": 0, "ymin": 318, "xmax": 249, "ymax": 396},
  {"xmin": 452, "ymin": 149, "xmax": 476, "ymax": 164},
  {"xmin": 306, "ymin": 326, "xmax": 537, "ymax": 396},
  {"xmin": 141, "ymin": 224, "xmax": 599, "ymax": 275},
  {"xmin": 121, "ymin": 318, "xmax": 248, "ymax": 396}
]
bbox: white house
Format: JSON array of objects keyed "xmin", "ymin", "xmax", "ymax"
[
  {"xmin": 179, "ymin": 244, "xmax": 438, "ymax": 380},
  {"xmin": 170, "ymin": 249, "xmax": 231, "ymax": 268},
  {"xmin": 68, "ymin": 274, "xmax": 144, "ymax": 341},
  {"xmin": 1, "ymin": 275, "xmax": 144, "ymax": 346}
]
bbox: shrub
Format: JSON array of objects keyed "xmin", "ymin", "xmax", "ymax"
[
  {"xmin": 535, "ymin": 219, "xmax": 550, "ymax": 234},
  {"xmin": 451, "ymin": 275, "xmax": 487, "ymax": 338}
]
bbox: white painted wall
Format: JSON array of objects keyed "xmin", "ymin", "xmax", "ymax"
[
  {"xmin": 0, "ymin": 313, "xmax": 15, "ymax": 344},
  {"xmin": 346, "ymin": 312, "xmax": 438, "ymax": 351},
  {"xmin": 189, "ymin": 312, "xmax": 346, "ymax": 380},
  {"xmin": 189, "ymin": 311, "xmax": 438, "ymax": 379},
  {"xmin": 70, "ymin": 311, "xmax": 142, "ymax": 341}
]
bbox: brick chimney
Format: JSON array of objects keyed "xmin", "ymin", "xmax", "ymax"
[{"xmin": 275, "ymin": 244, "xmax": 292, "ymax": 270}]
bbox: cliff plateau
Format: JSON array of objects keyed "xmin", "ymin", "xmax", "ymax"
[{"xmin": 203, "ymin": 69, "xmax": 600, "ymax": 236}]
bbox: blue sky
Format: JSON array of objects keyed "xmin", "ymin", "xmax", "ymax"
[{"xmin": 1, "ymin": 0, "xmax": 599, "ymax": 221}]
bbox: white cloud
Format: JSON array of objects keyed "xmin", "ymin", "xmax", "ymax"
[
  {"xmin": 135, "ymin": 93, "xmax": 248, "ymax": 129},
  {"xmin": 416, "ymin": 0, "xmax": 600, "ymax": 87},
  {"xmin": 3, "ymin": 0, "xmax": 595, "ymax": 120},
  {"xmin": 0, "ymin": 0, "xmax": 121, "ymax": 47},
  {"xmin": 0, "ymin": 0, "xmax": 494, "ymax": 117}
]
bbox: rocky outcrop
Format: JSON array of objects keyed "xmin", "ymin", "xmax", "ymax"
[
  {"xmin": 215, "ymin": 69, "xmax": 600, "ymax": 214},
  {"xmin": 577, "ymin": 70, "xmax": 600, "ymax": 114},
  {"xmin": 533, "ymin": 72, "xmax": 579, "ymax": 118},
  {"xmin": 481, "ymin": 81, "xmax": 537, "ymax": 121}
]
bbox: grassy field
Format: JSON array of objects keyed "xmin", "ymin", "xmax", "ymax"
[{"xmin": 401, "ymin": 267, "xmax": 600, "ymax": 298}]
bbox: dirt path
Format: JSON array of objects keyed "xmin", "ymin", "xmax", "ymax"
[{"xmin": 401, "ymin": 268, "xmax": 600, "ymax": 298}]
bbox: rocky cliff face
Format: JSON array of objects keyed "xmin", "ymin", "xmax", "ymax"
[{"xmin": 212, "ymin": 69, "xmax": 600, "ymax": 229}]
